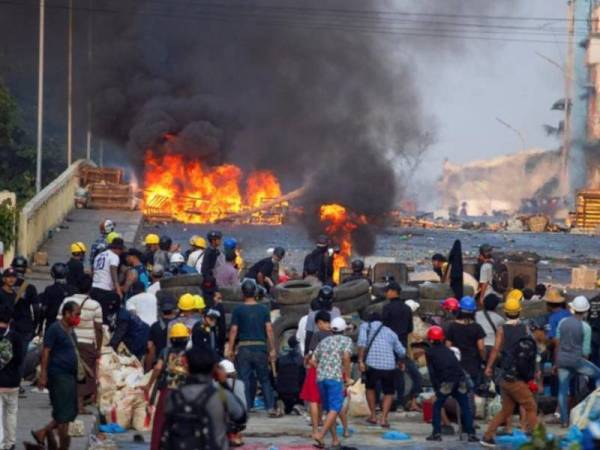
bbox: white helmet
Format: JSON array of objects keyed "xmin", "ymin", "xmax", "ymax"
[
  {"xmin": 170, "ymin": 253, "xmax": 185, "ymax": 264},
  {"xmin": 405, "ymin": 299, "xmax": 420, "ymax": 313},
  {"xmin": 331, "ymin": 317, "xmax": 348, "ymax": 332},
  {"xmin": 102, "ymin": 219, "xmax": 115, "ymax": 234},
  {"xmin": 570, "ymin": 296, "xmax": 590, "ymax": 313},
  {"xmin": 219, "ymin": 359, "xmax": 236, "ymax": 375}
]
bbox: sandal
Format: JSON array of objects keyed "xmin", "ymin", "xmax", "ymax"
[
  {"xmin": 366, "ymin": 418, "xmax": 378, "ymax": 425},
  {"xmin": 312, "ymin": 438, "xmax": 325, "ymax": 449},
  {"xmin": 380, "ymin": 422, "xmax": 390, "ymax": 429},
  {"xmin": 30, "ymin": 430, "xmax": 44, "ymax": 445}
]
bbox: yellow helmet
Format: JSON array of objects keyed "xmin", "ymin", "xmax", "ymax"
[
  {"xmin": 178, "ymin": 293, "xmax": 196, "ymax": 311},
  {"xmin": 504, "ymin": 289, "xmax": 523, "ymax": 314},
  {"xmin": 144, "ymin": 233, "xmax": 160, "ymax": 245},
  {"xmin": 189, "ymin": 235, "xmax": 199, "ymax": 246},
  {"xmin": 106, "ymin": 231, "xmax": 121, "ymax": 244},
  {"xmin": 70, "ymin": 242, "xmax": 87, "ymax": 254},
  {"xmin": 169, "ymin": 323, "xmax": 190, "ymax": 339},
  {"xmin": 193, "ymin": 295, "xmax": 206, "ymax": 311},
  {"xmin": 192, "ymin": 236, "xmax": 207, "ymax": 249}
]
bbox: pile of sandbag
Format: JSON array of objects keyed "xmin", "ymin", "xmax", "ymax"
[{"xmin": 97, "ymin": 346, "xmax": 153, "ymax": 431}]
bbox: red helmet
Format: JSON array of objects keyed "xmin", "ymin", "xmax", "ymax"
[
  {"xmin": 427, "ymin": 326, "xmax": 445, "ymax": 342},
  {"xmin": 441, "ymin": 297, "xmax": 459, "ymax": 312}
]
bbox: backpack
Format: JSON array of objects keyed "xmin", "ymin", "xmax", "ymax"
[
  {"xmin": 491, "ymin": 260, "xmax": 509, "ymax": 294},
  {"xmin": 160, "ymin": 384, "xmax": 220, "ymax": 450},
  {"xmin": 0, "ymin": 332, "xmax": 14, "ymax": 371},
  {"xmin": 500, "ymin": 336, "xmax": 537, "ymax": 382}
]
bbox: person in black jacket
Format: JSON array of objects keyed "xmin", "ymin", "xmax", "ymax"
[
  {"xmin": 302, "ymin": 235, "xmax": 333, "ymax": 284},
  {"xmin": 276, "ymin": 336, "xmax": 305, "ymax": 414},
  {"xmin": 245, "ymin": 247, "xmax": 285, "ymax": 292},
  {"xmin": 425, "ymin": 326, "xmax": 477, "ymax": 442},
  {"xmin": 0, "ymin": 304, "xmax": 24, "ymax": 450},
  {"xmin": 66, "ymin": 242, "xmax": 87, "ymax": 290},
  {"xmin": 39, "ymin": 263, "xmax": 77, "ymax": 332},
  {"xmin": 191, "ymin": 308, "xmax": 221, "ymax": 355},
  {"xmin": 200, "ymin": 230, "xmax": 223, "ymax": 302}
]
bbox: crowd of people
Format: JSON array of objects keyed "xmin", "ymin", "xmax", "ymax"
[{"xmin": 0, "ymin": 219, "xmax": 599, "ymax": 449}]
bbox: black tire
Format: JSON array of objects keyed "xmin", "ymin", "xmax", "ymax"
[
  {"xmin": 333, "ymin": 292, "xmax": 371, "ymax": 315},
  {"xmin": 160, "ymin": 274, "xmax": 204, "ymax": 288},
  {"xmin": 272, "ymin": 313, "xmax": 302, "ymax": 351},
  {"xmin": 219, "ymin": 286, "xmax": 242, "ymax": 302},
  {"xmin": 274, "ymin": 280, "xmax": 321, "ymax": 305},
  {"xmin": 278, "ymin": 302, "xmax": 311, "ymax": 317},
  {"xmin": 156, "ymin": 286, "xmax": 203, "ymax": 304},
  {"xmin": 359, "ymin": 300, "xmax": 389, "ymax": 320},
  {"xmin": 372, "ymin": 283, "xmax": 419, "ymax": 300},
  {"xmin": 418, "ymin": 283, "xmax": 455, "ymax": 300},
  {"xmin": 334, "ymin": 279, "xmax": 369, "ymax": 302}
]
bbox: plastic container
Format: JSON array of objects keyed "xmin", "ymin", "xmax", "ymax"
[{"xmin": 423, "ymin": 397, "xmax": 433, "ymax": 423}]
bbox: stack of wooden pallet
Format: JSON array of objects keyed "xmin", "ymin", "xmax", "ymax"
[
  {"xmin": 574, "ymin": 189, "xmax": 600, "ymax": 232},
  {"xmin": 80, "ymin": 167, "xmax": 135, "ymax": 210}
]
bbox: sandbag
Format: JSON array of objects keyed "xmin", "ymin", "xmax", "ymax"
[
  {"xmin": 68, "ymin": 420, "xmax": 85, "ymax": 437},
  {"xmin": 109, "ymin": 393, "xmax": 135, "ymax": 429},
  {"xmin": 131, "ymin": 391, "xmax": 154, "ymax": 432},
  {"xmin": 347, "ymin": 381, "xmax": 370, "ymax": 417},
  {"xmin": 571, "ymin": 387, "xmax": 600, "ymax": 429}
]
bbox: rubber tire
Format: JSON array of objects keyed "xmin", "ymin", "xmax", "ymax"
[
  {"xmin": 334, "ymin": 279, "xmax": 370, "ymax": 301},
  {"xmin": 371, "ymin": 283, "xmax": 419, "ymax": 300},
  {"xmin": 156, "ymin": 286, "xmax": 203, "ymax": 304},
  {"xmin": 278, "ymin": 303, "xmax": 312, "ymax": 317},
  {"xmin": 274, "ymin": 280, "xmax": 321, "ymax": 306},
  {"xmin": 219, "ymin": 286, "xmax": 242, "ymax": 303},
  {"xmin": 359, "ymin": 300, "xmax": 389, "ymax": 320},
  {"xmin": 333, "ymin": 292, "xmax": 371, "ymax": 315},
  {"xmin": 272, "ymin": 313, "xmax": 303, "ymax": 351},
  {"xmin": 418, "ymin": 283, "xmax": 455, "ymax": 300},
  {"xmin": 160, "ymin": 274, "xmax": 204, "ymax": 289}
]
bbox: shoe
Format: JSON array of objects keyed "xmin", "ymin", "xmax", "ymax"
[
  {"xmin": 479, "ymin": 437, "xmax": 496, "ymax": 447},
  {"xmin": 18, "ymin": 387, "xmax": 26, "ymax": 398},
  {"xmin": 467, "ymin": 434, "xmax": 479, "ymax": 442},
  {"xmin": 441, "ymin": 425, "xmax": 455, "ymax": 436},
  {"xmin": 426, "ymin": 433, "xmax": 442, "ymax": 441}
]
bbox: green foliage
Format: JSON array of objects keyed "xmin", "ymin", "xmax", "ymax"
[
  {"xmin": 0, "ymin": 199, "xmax": 15, "ymax": 250},
  {"xmin": 519, "ymin": 423, "xmax": 580, "ymax": 450}
]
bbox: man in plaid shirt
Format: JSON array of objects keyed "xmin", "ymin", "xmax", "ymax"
[{"xmin": 358, "ymin": 312, "xmax": 405, "ymax": 428}]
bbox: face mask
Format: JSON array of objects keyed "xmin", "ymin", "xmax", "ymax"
[
  {"xmin": 68, "ymin": 316, "xmax": 81, "ymax": 327},
  {"xmin": 171, "ymin": 339, "xmax": 188, "ymax": 349}
]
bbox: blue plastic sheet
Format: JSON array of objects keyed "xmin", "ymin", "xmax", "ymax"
[
  {"xmin": 495, "ymin": 430, "xmax": 529, "ymax": 449},
  {"xmin": 98, "ymin": 423, "xmax": 127, "ymax": 434},
  {"xmin": 382, "ymin": 431, "xmax": 411, "ymax": 441}
]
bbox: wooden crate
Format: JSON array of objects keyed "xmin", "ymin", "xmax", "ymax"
[
  {"xmin": 88, "ymin": 183, "xmax": 132, "ymax": 209},
  {"xmin": 80, "ymin": 167, "xmax": 123, "ymax": 186},
  {"xmin": 575, "ymin": 189, "xmax": 600, "ymax": 231}
]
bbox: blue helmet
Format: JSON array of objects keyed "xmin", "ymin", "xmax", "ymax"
[
  {"xmin": 459, "ymin": 296, "xmax": 477, "ymax": 313},
  {"xmin": 223, "ymin": 237, "xmax": 237, "ymax": 251}
]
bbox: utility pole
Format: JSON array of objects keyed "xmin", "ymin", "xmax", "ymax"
[
  {"xmin": 562, "ymin": 0, "xmax": 575, "ymax": 196},
  {"xmin": 496, "ymin": 117, "xmax": 526, "ymax": 152},
  {"xmin": 86, "ymin": 0, "xmax": 93, "ymax": 161},
  {"xmin": 67, "ymin": 0, "xmax": 73, "ymax": 166},
  {"xmin": 36, "ymin": 0, "xmax": 45, "ymax": 193}
]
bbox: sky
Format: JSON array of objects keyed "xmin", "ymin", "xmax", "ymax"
[{"xmin": 408, "ymin": 0, "xmax": 571, "ymax": 192}]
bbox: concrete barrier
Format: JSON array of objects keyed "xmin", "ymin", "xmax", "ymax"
[{"xmin": 18, "ymin": 160, "xmax": 95, "ymax": 260}]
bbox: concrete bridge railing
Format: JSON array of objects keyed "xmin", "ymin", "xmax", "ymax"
[{"xmin": 18, "ymin": 159, "xmax": 95, "ymax": 260}]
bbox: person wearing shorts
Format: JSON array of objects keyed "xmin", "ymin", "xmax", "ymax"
[{"xmin": 358, "ymin": 312, "xmax": 406, "ymax": 427}]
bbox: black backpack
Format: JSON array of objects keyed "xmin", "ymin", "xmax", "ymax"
[
  {"xmin": 160, "ymin": 384, "xmax": 220, "ymax": 450},
  {"xmin": 501, "ymin": 336, "xmax": 537, "ymax": 382}
]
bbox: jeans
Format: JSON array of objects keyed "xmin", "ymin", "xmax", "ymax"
[
  {"xmin": 236, "ymin": 347, "xmax": 275, "ymax": 410},
  {"xmin": 395, "ymin": 359, "xmax": 422, "ymax": 405},
  {"xmin": 484, "ymin": 380, "xmax": 537, "ymax": 439},
  {"xmin": 558, "ymin": 359, "xmax": 600, "ymax": 424},
  {"xmin": 0, "ymin": 390, "xmax": 18, "ymax": 449},
  {"xmin": 432, "ymin": 384, "xmax": 474, "ymax": 435}
]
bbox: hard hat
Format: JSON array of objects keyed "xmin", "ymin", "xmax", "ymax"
[
  {"xmin": 144, "ymin": 233, "xmax": 160, "ymax": 245},
  {"xmin": 351, "ymin": 259, "xmax": 365, "ymax": 272},
  {"xmin": 241, "ymin": 279, "xmax": 258, "ymax": 298},
  {"xmin": 159, "ymin": 235, "xmax": 172, "ymax": 251},
  {"xmin": 169, "ymin": 323, "xmax": 190, "ymax": 339},
  {"xmin": 570, "ymin": 295, "xmax": 590, "ymax": 313},
  {"xmin": 504, "ymin": 295, "xmax": 522, "ymax": 315},
  {"xmin": 106, "ymin": 231, "xmax": 121, "ymax": 245},
  {"xmin": 506, "ymin": 289, "xmax": 524, "ymax": 304},
  {"xmin": 193, "ymin": 295, "xmax": 206, "ymax": 311},
  {"xmin": 102, "ymin": 219, "xmax": 115, "ymax": 234},
  {"xmin": 11, "ymin": 256, "xmax": 27, "ymax": 272},
  {"xmin": 189, "ymin": 235, "xmax": 199, "ymax": 246},
  {"xmin": 219, "ymin": 359, "xmax": 236, "ymax": 375},
  {"xmin": 223, "ymin": 238, "xmax": 238, "ymax": 251},
  {"xmin": 319, "ymin": 285, "xmax": 335, "ymax": 301},
  {"xmin": 441, "ymin": 297, "xmax": 459, "ymax": 312},
  {"xmin": 50, "ymin": 262, "xmax": 68, "ymax": 280},
  {"xmin": 331, "ymin": 317, "xmax": 347, "ymax": 332},
  {"xmin": 70, "ymin": 242, "xmax": 87, "ymax": 254},
  {"xmin": 193, "ymin": 236, "xmax": 207, "ymax": 249},
  {"xmin": 459, "ymin": 296, "xmax": 477, "ymax": 313},
  {"xmin": 316, "ymin": 234, "xmax": 329, "ymax": 247},
  {"xmin": 544, "ymin": 287, "xmax": 566, "ymax": 304},
  {"xmin": 206, "ymin": 230, "xmax": 223, "ymax": 241},
  {"xmin": 427, "ymin": 325, "xmax": 445, "ymax": 341},
  {"xmin": 170, "ymin": 253, "xmax": 185, "ymax": 264},
  {"xmin": 178, "ymin": 293, "xmax": 196, "ymax": 311}
]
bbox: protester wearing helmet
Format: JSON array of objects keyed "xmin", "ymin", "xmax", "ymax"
[
  {"xmin": 91, "ymin": 237, "xmax": 126, "ymax": 318},
  {"xmin": 245, "ymin": 246, "xmax": 285, "ymax": 292},
  {"xmin": 227, "ymin": 279, "xmax": 278, "ymax": 417},
  {"xmin": 168, "ymin": 252, "xmax": 196, "ymax": 276},
  {"xmin": 303, "ymin": 285, "xmax": 342, "ymax": 351},
  {"xmin": 223, "ymin": 238, "xmax": 244, "ymax": 273},
  {"xmin": 38, "ymin": 263, "xmax": 77, "ymax": 331},
  {"xmin": 186, "ymin": 236, "xmax": 207, "ymax": 272},
  {"xmin": 200, "ymin": 230, "xmax": 224, "ymax": 301},
  {"xmin": 169, "ymin": 293, "xmax": 202, "ymax": 334},
  {"xmin": 191, "ymin": 308, "xmax": 221, "ymax": 354},
  {"xmin": 543, "ymin": 287, "xmax": 570, "ymax": 341},
  {"xmin": 67, "ymin": 242, "xmax": 87, "ymax": 289},
  {"xmin": 424, "ymin": 325, "xmax": 478, "ymax": 442},
  {"xmin": 101, "ymin": 219, "xmax": 115, "ymax": 235},
  {"xmin": 145, "ymin": 296, "xmax": 178, "ymax": 372},
  {"xmin": 90, "ymin": 219, "xmax": 114, "ymax": 267},
  {"xmin": 143, "ymin": 233, "xmax": 161, "ymax": 270},
  {"xmin": 555, "ymin": 296, "xmax": 600, "ymax": 427},
  {"xmin": 445, "ymin": 296, "xmax": 486, "ymax": 392},
  {"xmin": 303, "ymin": 235, "xmax": 334, "ymax": 284},
  {"xmin": 342, "ymin": 259, "xmax": 370, "ymax": 285}
]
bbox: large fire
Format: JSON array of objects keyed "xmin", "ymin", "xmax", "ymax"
[
  {"xmin": 143, "ymin": 152, "xmax": 284, "ymax": 224},
  {"xmin": 319, "ymin": 203, "xmax": 359, "ymax": 284}
]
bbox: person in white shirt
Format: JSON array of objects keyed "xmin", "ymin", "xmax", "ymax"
[
  {"xmin": 126, "ymin": 281, "xmax": 158, "ymax": 326},
  {"xmin": 58, "ymin": 274, "xmax": 103, "ymax": 413},
  {"xmin": 91, "ymin": 238, "xmax": 125, "ymax": 320},
  {"xmin": 147, "ymin": 265, "xmax": 164, "ymax": 296}
]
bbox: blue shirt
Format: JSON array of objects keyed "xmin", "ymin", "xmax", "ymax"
[
  {"xmin": 357, "ymin": 321, "xmax": 406, "ymax": 371},
  {"xmin": 44, "ymin": 322, "xmax": 77, "ymax": 376},
  {"xmin": 547, "ymin": 309, "xmax": 571, "ymax": 339},
  {"xmin": 231, "ymin": 304, "xmax": 270, "ymax": 349}
]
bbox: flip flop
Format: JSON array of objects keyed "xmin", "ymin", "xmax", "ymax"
[
  {"xmin": 313, "ymin": 438, "xmax": 325, "ymax": 449},
  {"xmin": 366, "ymin": 418, "xmax": 378, "ymax": 425},
  {"xmin": 380, "ymin": 422, "xmax": 391, "ymax": 429},
  {"xmin": 30, "ymin": 430, "xmax": 44, "ymax": 445}
]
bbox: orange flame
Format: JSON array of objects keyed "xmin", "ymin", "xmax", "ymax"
[
  {"xmin": 319, "ymin": 203, "xmax": 358, "ymax": 284},
  {"xmin": 143, "ymin": 151, "xmax": 284, "ymax": 224}
]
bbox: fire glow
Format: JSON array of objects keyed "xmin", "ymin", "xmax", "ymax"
[
  {"xmin": 143, "ymin": 152, "xmax": 283, "ymax": 224},
  {"xmin": 320, "ymin": 203, "xmax": 363, "ymax": 284}
]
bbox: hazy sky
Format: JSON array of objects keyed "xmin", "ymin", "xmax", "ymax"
[{"xmin": 411, "ymin": 0, "xmax": 570, "ymax": 186}]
